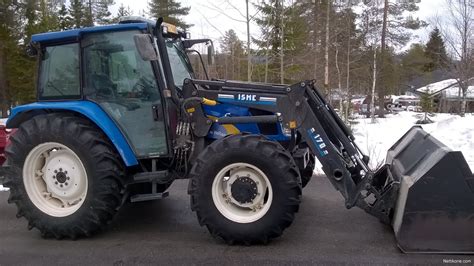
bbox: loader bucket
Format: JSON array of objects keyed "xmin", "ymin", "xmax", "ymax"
[{"xmin": 386, "ymin": 126, "xmax": 474, "ymax": 253}]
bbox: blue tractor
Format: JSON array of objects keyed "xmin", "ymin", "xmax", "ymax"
[{"xmin": 3, "ymin": 18, "xmax": 474, "ymax": 253}]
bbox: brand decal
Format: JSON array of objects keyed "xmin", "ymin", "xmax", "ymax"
[
  {"xmin": 307, "ymin": 128, "xmax": 328, "ymax": 157},
  {"xmin": 237, "ymin": 94, "xmax": 257, "ymax": 101}
]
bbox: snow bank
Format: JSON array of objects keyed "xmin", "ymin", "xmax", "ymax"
[
  {"xmin": 0, "ymin": 185, "xmax": 7, "ymax": 191},
  {"xmin": 315, "ymin": 112, "xmax": 474, "ymax": 174}
]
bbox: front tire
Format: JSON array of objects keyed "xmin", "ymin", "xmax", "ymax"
[
  {"xmin": 4, "ymin": 113, "xmax": 125, "ymax": 239},
  {"xmin": 188, "ymin": 135, "xmax": 301, "ymax": 244}
]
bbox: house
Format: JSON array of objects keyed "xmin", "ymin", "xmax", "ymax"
[{"xmin": 416, "ymin": 79, "xmax": 474, "ymax": 113}]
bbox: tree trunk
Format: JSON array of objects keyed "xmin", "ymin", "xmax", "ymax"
[
  {"xmin": 246, "ymin": 0, "xmax": 251, "ymax": 82},
  {"xmin": 324, "ymin": 0, "xmax": 330, "ymax": 97},
  {"xmin": 313, "ymin": 0, "xmax": 318, "ymax": 80},
  {"xmin": 264, "ymin": 37, "xmax": 270, "ymax": 83},
  {"xmin": 0, "ymin": 45, "xmax": 9, "ymax": 117},
  {"xmin": 335, "ymin": 44, "xmax": 343, "ymax": 115},
  {"xmin": 460, "ymin": 87, "xmax": 467, "ymax": 117},
  {"xmin": 371, "ymin": 47, "xmax": 377, "ymax": 123},
  {"xmin": 280, "ymin": 0, "xmax": 285, "ymax": 84},
  {"xmin": 345, "ymin": 9, "xmax": 351, "ymax": 123},
  {"xmin": 378, "ymin": 0, "xmax": 389, "ymax": 118}
]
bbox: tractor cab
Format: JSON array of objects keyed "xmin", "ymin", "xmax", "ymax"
[{"xmin": 27, "ymin": 17, "xmax": 212, "ymax": 161}]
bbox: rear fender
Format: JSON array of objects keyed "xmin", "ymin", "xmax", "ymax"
[{"xmin": 7, "ymin": 101, "xmax": 138, "ymax": 167}]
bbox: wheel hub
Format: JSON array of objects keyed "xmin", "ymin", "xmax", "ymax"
[
  {"xmin": 231, "ymin": 176, "xmax": 258, "ymax": 204},
  {"xmin": 212, "ymin": 163, "xmax": 273, "ymax": 223},
  {"xmin": 55, "ymin": 170, "xmax": 68, "ymax": 183},
  {"xmin": 23, "ymin": 142, "xmax": 88, "ymax": 217}
]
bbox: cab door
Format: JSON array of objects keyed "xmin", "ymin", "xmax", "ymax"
[{"xmin": 82, "ymin": 30, "xmax": 168, "ymax": 158}]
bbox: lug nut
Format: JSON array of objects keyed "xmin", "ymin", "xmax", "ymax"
[
  {"xmin": 65, "ymin": 182, "xmax": 68, "ymax": 186},
  {"xmin": 60, "ymin": 184, "xmax": 63, "ymax": 188},
  {"xmin": 55, "ymin": 181, "xmax": 58, "ymax": 185},
  {"xmin": 59, "ymin": 168, "xmax": 62, "ymax": 171},
  {"xmin": 52, "ymin": 176, "xmax": 56, "ymax": 179},
  {"xmin": 67, "ymin": 177, "xmax": 70, "ymax": 180},
  {"xmin": 54, "ymin": 170, "xmax": 58, "ymax": 173}
]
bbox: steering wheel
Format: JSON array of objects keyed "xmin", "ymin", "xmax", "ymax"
[{"xmin": 132, "ymin": 76, "xmax": 157, "ymax": 100}]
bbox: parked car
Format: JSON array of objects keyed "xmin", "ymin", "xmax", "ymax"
[{"xmin": 0, "ymin": 119, "xmax": 16, "ymax": 185}]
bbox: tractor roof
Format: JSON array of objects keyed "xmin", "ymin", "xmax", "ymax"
[{"xmin": 31, "ymin": 22, "xmax": 149, "ymax": 44}]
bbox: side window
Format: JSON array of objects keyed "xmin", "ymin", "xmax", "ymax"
[
  {"xmin": 39, "ymin": 43, "xmax": 80, "ymax": 99},
  {"xmin": 82, "ymin": 30, "xmax": 159, "ymax": 100},
  {"xmin": 166, "ymin": 42, "xmax": 192, "ymax": 88}
]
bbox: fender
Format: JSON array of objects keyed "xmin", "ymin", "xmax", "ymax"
[{"xmin": 7, "ymin": 101, "xmax": 138, "ymax": 167}]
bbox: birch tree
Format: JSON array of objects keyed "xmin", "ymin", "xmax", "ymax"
[{"xmin": 434, "ymin": 0, "xmax": 474, "ymax": 116}]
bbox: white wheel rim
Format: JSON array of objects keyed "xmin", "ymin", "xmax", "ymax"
[
  {"xmin": 212, "ymin": 163, "xmax": 273, "ymax": 223},
  {"xmin": 23, "ymin": 142, "xmax": 88, "ymax": 217}
]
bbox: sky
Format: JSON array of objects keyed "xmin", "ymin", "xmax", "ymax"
[{"xmin": 110, "ymin": 0, "xmax": 446, "ymax": 49}]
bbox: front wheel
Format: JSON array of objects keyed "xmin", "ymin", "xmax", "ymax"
[
  {"xmin": 4, "ymin": 113, "xmax": 125, "ymax": 239},
  {"xmin": 189, "ymin": 135, "xmax": 302, "ymax": 244}
]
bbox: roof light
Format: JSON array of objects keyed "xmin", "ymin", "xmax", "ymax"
[
  {"xmin": 118, "ymin": 16, "xmax": 154, "ymax": 24},
  {"xmin": 162, "ymin": 22, "xmax": 178, "ymax": 34}
]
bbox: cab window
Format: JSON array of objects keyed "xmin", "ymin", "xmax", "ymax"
[
  {"xmin": 166, "ymin": 41, "xmax": 192, "ymax": 87},
  {"xmin": 38, "ymin": 43, "xmax": 80, "ymax": 99}
]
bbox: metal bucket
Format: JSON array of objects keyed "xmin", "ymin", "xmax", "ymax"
[{"xmin": 386, "ymin": 126, "xmax": 474, "ymax": 253}]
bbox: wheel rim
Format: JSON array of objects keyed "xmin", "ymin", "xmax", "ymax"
[
  {"xmin": 23, "ymin": 142, "xmax": 88, "ymax": 217},
  {"xmin": 212, "ymin": 163, "xmax": 273, "ymax": 223}
]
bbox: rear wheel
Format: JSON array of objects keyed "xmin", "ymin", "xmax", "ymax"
[
  {"xmin": 189, "ymin": 135, "xmax": 301, "ymax": 244},
  {"xmin": 4, "ymin": 113, "xmax": 125, "ymax": 239}
]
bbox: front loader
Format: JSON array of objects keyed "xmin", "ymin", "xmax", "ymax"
[{"xmin": 3, "ymin": 17, "xmax": 473, "ymax": 253}]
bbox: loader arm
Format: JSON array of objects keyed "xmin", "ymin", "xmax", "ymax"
[
  {"xmin": 182, "ymin": 79, "xmax": 399, "ymax": 223},
  {"xmin": 183, "ymin": 78, "xmax": 474, "ymax": 253}
]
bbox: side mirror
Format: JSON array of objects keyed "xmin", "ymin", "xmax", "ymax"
[
  {"xmin": 207, "ymin": 42, "xmax": 215, "ymax": 65},
  {"xmin": 26, "ymin": 43, "xmax": 37, "ymax": 57},
  {"xmin": 134, "ymin": 34, "xmax": 159, "ymax": 61}
]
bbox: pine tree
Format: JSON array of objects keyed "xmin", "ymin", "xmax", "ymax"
[
  {"xmin": 400, "ymin": 43, "xmax": 430, "ymax": 86},
  {"xmin": 254, "ymin": 0, "xmax": 308, "ymax": 83},
  {"xmin": 58, "ymin": 3, "xmax": 73, "ymax": 30},
  {"xmin": 424, "ymin": 27, "xmax": 448, "ymax": 72},
  {"xmin": 81, "ymin": 0, "xmax": 114, "ymax": 26},
  {"xmin": 93, "ymin": 0, "xmax": 115, "ymax": 25},
  {"xmin": 69, "ymin": 0, "xmax": 86, "ymax": 28},
  {"xmin": 112, "ymin": 3, "xmax": 133, "ymax": 23},
  {"xmin": 148, "ymin": 0, "xmax": 191, "ymax": 30},
  {"xmin": 220, "ymin": 30, "xmax": 245, "ymax": 80},
  {"xmin": 83, "ymin": 0, "xmax": 94, "ymax": 26}
]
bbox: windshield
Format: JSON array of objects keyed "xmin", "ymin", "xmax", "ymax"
[{"xmin": 166, "ymin": 41, "xmax": 193, "ymax": 88}]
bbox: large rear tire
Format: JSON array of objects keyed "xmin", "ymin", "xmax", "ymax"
[
  {"xmin": 188, "ymin": 135, "xmax": 301, "ymax": 244},
  {"xmin": 4, "ymin": 113, "xmax": 125, "ymax": 239}
]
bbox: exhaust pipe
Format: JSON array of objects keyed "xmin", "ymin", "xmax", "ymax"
[{"xmin": 386, "ymin": 126, "xmax": 474, "ymax": 253}]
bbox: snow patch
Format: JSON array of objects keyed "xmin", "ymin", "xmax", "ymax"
[
  {"xmin": 416, "ymin": 79, "xmax": 458, "ymax": 95},
  {"xmin": 444, "ymin": 85, "xmax": 474, "ymax": 98},
  {"xmin": 314, "ymin": 112, "xmax": 474, "ymax": 175},
  {"xmin": 0, "ymin": 185, "xmax": 8, "ymax": 192}
]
